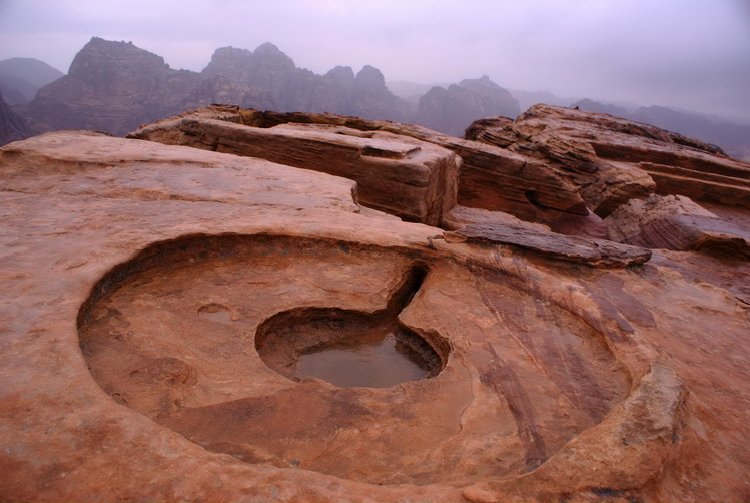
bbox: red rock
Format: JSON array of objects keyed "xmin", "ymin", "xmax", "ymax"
[
  {"xmin": 129, "ymin": 105, "xmax": 590, "ymax": 225},
  {"xmin": 131, "ymin": 115, "xmax": 460, "ymax": 225},
  {"xmin": 1, "ymin": 108, "xmax": 749, "ymax": 503},
  {"xmin": 605, "ymin": 194, "xmax": 750, "ymax": 257},
  {"xmin": 467, "ymin": 105, "xmax": 750, "ymax": 216}
]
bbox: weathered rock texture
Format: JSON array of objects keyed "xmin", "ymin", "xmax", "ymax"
[
  {"xmin": 129, "ymin": 105, "xmax": 590, "ymax": 226},
  {"xmin": 467, "ymin": 105, "xmax": 750, "ymax": 216},
  {"xmin": 605, "ymin": 194, "xmax": 750, "ymax": 257},
  {"xmin": 130, "ymin": 104, "xmax": 750, "ymax": 263},
  {"xmin": 24, "ymin": 38, "xmax": 409, "ymax": 137},
  {"xmin": 574, "ymin": 98, "xmax": 750, "ymax": 163},
  {"xmin": 132, "ymin": 115, "xmax": 459, "ymax": 224},
  {"xmin": 2, "ymin": 104, "xmax": 750, "ymax": 502}
]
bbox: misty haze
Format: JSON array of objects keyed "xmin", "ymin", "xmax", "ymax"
[{"xmin": 1, "ymin": 2, "xmax": 750, "ymax": 502}]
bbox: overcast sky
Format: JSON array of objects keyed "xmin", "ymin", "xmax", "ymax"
[{"xmin": 0, "ymin": 0, "xmax": 748, "ymax": 121}]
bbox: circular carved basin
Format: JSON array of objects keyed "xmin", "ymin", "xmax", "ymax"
[
  {"xmin": 255, "ymin": 266, "xmax": 445, "ymax": 388},
  {"xmin": 78, "ymin": 234, "xmax": 630, "ymax": 486}
]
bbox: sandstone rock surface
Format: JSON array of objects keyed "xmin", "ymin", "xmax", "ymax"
[
  {"xmin": 130, "ymin": 104, "xmax": 750, "ymax": 265},
  {"xmin": 129, "ymin": 105, "xmax": 590, "ymax": 226},
  {"xmin": 132, "ymin": 115, "xmax": 459, "ymax": 224},
  {"xmin": 2, "ymin": 105, "xmax": 750, "ymax": 502},
  {"xmin": 467, "ymin": 105, "xmax": 750, "ymax": 216},
  {"xmin": 606, "ymin": 194, "xmax": 750, "ymax": 257}
]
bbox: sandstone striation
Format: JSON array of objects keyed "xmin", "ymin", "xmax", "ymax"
[
  {"xmin": 135, "ymin": 115, "xmax": 459, "ymax": 224},
  {"xmin": 467, "ymin": 105, "xmax": 750, "ymax": 216},
  {"xmin": 605, "ymin": 194, "xmax": 750, "ymax": 257},
  {"xmin": 129, "ymin": 105, "xmax": 590, "ymax": 226},
  {"xmin": 130, "ymin": 104, "xmax": 750, "ymax": 263},
  {"xmin": 2, "ymin": 102, "xmax": 750, "ymax": 502}
]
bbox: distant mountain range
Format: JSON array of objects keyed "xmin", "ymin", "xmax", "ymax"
[
  {"xmin": 573, "ymin": 99, "xmax": 750, "ymax": 161},
  {"xmin": 0, "ymin": 38, "xmax": 748, "ymax": 161},
  {"xmin": 0, "ymin": 57, "xmax": 64, "ymax": 105}
]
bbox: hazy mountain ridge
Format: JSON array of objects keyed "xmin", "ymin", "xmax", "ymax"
[
  {"xmin": 416, "ymin": 76, "xmax": 520, "ymax": 136},
  {"xmin": 574, "ymin": 99, "xmax": 750, "ymax": 161},
  {"xmin": 0, "ymin": 57, "xmax": 65, "ymax": 105},
  {"xmin": 0, "ymin": 91, "xmax": 31, "ymax": 144},
  {"xmin": 4, "ymin": 38, "xmax": 749, "ymax": 161},
  {"xmin": 24, "ymin": 38, "xmax": 409, "ymax": 136}
]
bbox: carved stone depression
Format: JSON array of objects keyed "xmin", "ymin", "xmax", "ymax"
[{"xmin": 77, "ymin": 233, "xmax": 641, "ymax": 486}]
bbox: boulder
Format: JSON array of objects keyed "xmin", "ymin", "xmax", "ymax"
[
  {"xmin": 606, "ymin": 194, "xmax": 750, "ymax": 257},
  {"xmin": 467, "ymin": 105, "xmax": 750, "ymax": 216}
]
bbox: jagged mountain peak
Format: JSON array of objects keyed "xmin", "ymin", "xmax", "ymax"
[
  {"xmin": 355, "ymin": 65, "xmax": 386, "ymax": 87},
  {"xmin": 68, "ymin": 37, "xmax": 168, "ymax": 76}
]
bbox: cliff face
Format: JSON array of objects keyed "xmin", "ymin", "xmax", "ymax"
[
  {"xmin": 0, "ymin": 91, "xmax": 31, "ymax": 144},
  {"xmin": 26, "ymin": 38, "xmax": 203, "ymax": 135},
  {"xmin": 202, "ymin": 46, "xmax": 407, "ymax": 121},
  {"xmin": 416, "ymin": 76, "xmax": 520, "ymax": 136},
  {"xmin": 25, "ymin": 38, "xmax": 409, "ymax": 136}
]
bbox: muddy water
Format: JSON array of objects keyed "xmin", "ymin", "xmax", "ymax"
[
  {"xmin": 197, "ymin": 304, "xmax": 232, "ymax": 323},
  {"xmin": 294, "ymin": 331, "xmax": 430, "ymax": 388}
]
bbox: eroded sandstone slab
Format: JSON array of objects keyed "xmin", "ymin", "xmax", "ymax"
[
  {"xmin": 128, "ymin": 105, "xmax": 588, "ymax": 225},
  {"xmin": 467, "ymin": 105, "xmax": 750, "ymax": 216},
  {"xmin": 1, "ymin": 126, "xmax": 749, "ymax": 502},
  {"xmin": 130, "ymin": 114, "xmax": 460, "ymax": 225}
]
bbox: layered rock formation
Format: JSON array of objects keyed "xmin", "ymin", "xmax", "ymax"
[
  {"xmin": 26, "ymin": 38, "xmax": 204, "ymax": 135},
  {"xmin": 467, "ymin": 105, "xmax": 750, "ymax": 216},
  {"xmin": 24, "ymin": 38, "xmax": 408, "ymax": 137},
  {"xmin": 574, "ymin": 98, "xmax": 750, "ymax": 163},
  {"xmin": 130, "ymin": 104, "xmax": 750, "ymax": 263},
  {"xmin": 416, "ymin": 76, "xmax": 520, "ymax": 136},
  {"xmin": 2, "ymin": 104, "xmax": 749, "ymax": 502}
]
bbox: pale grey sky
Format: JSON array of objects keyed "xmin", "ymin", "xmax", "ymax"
[{"xmin": 0, "ymin": 0, "xmax": 748, "ymax": 121}]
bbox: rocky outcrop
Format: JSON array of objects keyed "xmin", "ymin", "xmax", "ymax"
[
  {"xmin": 129, "ymin": 106, "xmax": 654, "ymax": 267},
  {"xmin": 416, "ymin": 76, "xmax": 520, "ymax": 136},
  {"xmin": 575, "ymin": 99, "xmax": 750, "ymax": 163},
  {"xmin": 445, "ymin": 214, "xmax": 652, "ymax": 268},
  {"xmin": 24, "ymin": 38, "xmax": 409, "ymax": 136},
  {"xmin": 130, "ymin": 105, "xmax": 750, "ymax": 271},
  {"xmin": 26, "ymin": 38, "xmax": 203, "ymax": 135},
  {"xmin": 0, "ymin": 91, "xmax": 30, "ymax": 144},
  {"xmin": 605, "ymin": 194, "xmax": 750, "ymax": 257},
  {"xmin": 467, "ymin": 104, "xmax": 750, "ymax": 216},
  {"xmin": 2, "ymin": 119, "xmax": 749, "ymax": 502},
  {"xmin": 132, "ymin": 115, "xmax": 459, "ymax": 224},
  {"xmin": 129, "ymin": 105, "xmax": 591, "ymax": 227}
]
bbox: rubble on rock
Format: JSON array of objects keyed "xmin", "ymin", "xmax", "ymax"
[{"xmin": 1, "ymin": 104, "xmax": 749, "ymax": 502}]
